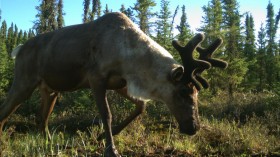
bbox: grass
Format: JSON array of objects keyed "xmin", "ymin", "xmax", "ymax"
[{"xmin": 1, "ymin": 92, "xmax": 280, "ymax": 156}]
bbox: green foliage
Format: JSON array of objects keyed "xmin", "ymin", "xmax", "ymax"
[
  {"xmin": 0, "ymin": 21, "xmax": 7, "ymax": 41},
  {"xmin": 54, "ymin": 90, "xmax": 97, "ymax": 117},
  {"xmin": 264, "ymin": 2, "xmax": 280, "ymax": 90},
  {"xmin": 83, "ymin": 0, "xmax": 102, "ymax": 22},
  {"xmin": 224, "ymin": 58, "xmax": 248, "ymax": 93},
  {"xmin": 242, "ymin": 13, "xmax": 257, "ymax": 91},
  {"xmin": 256, "ymin": 23, "xmax": 267, "ymax": 90},
  {"xmin": 34, "ymin": 0, "xmax": 64, "ymax": 34},
  {"xmin": 154, "ymin": 0, "xmax": 172, "ymax": 51},
  {"xmin": 222, "ymin": 0, "xmax": 246, "ymax": 96},
  {"xmin": 199, "ymin": 0, "xmax": 224, "ymax": 94},
  {"xmin": 6, "ymin": 23, "xmax": 15, "ymax": 54},
  {"xmin": 0, "ymin": 21, "xmax": 16, "ymax": 99},
  {"xmin": 176, "ymin": 5, "xmax": 193, "ymax": 45},
  {"xmin": 120, "ymin": 4, "xmax": 135, "ymax": 22},
  {"xmin": 133, "ymin": 0, "xmax": 156, "ymax": 35},
  {"xmin": 92, "ymin": 0, "xmax": 101, "ymax": 20},
  {"xmin": 0, "ymin": 38, "xmax": 9, "ymax": 96},
  {"xmin": 83, "ymin": 0, "xmax": 90, "ymax": 23},
  {"xmin": 103, "ymin": 4, "xmax": 111, "ymax": 14},
  {"xmin": 244, "ymin": 13, "xmax": 256, "ymax": 59},
  {"xmin": 1, "ymin": 93, "xmax": 279, "ymax": 156},
  {"xmin": 57, "ymin": 0, "xmax": 65, "ymax": 29},
  {"xmin": 266, "ymin": 2, "xmax": 277, "ymax": 56}
]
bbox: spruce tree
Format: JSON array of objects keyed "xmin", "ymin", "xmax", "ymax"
[
  {"xmin": 34, "ymin": 0, "xmax": 59, "ymax": 33},
  {"xmin": 265, "ymin": 1, "xmax": 279, "ymax": 89},
  {"xmin": 83, "ymin": 0, "xmax": 90, "ymax": 23},
  {"xmin": 199, "ymin": 0, "xmax": 225, "ymax": 94},
  {"xmin": 6, "ymin": 23, "xmax": 14, "ymax": 54},
  {"xmin": 120, "ymin": 5, "xmax": 135, "ymax": 22},
  {"xmin": 0, "ymin": 22, "xmax": 14, "ymax": 94},
  {"xmin": 0, "ymin": 18, "xmax": 8, "ymax": 95},
  {"xmin": 244, "ymin": 13, "xmax": 256, "ymax": 59},
  {"xmin": 0, "ymin": 15, "xmax": 9, "ymax": 95},
  {"xmin": 256, "ymin": 23, "xmax": 267, "ymax": 90},
  {"xmin": 222, "ymin": 0, "xmax": 247, "ymax": 97},
  {"xmin": 48, "ymin": 0, "xmax": 57, "ymax": 31},
  {"xmin": 57, "ymin": 0, "xmax": 65, "ymax": 29},
  {"xmin": 17, "ymin": 30, "xmax": 23, "ymax": 45},
  {"xmin": 170, "ymin": 5, "xmax": 179, "ymax": 37},
  {"xmin": 199, "ymin": 0, "xmax": 223, "ymax": 42},
  {"xmin": 0, "ymin": 21, "xmax": 7, "ymax": 41},
  {"xmin": 13, "ymin": 25, "xmax": 18, "ymax": 48},
  {"xmin": 34, "ymin": 0, "xmax": 47, "ymax": 33},
  {"xmin": 103, "ymin": 4, "xmax": 110, "ymax": 14},
  {"xmin": 266, "ymin": 2, "xmax": 277, "ymax": 56},
  {"xmin": 120, "ymin": 4, "xmax": 126, "ymax": 13},
  {"xmin": 243, "ymin": 13, "xmax": 257, "ymax": 90},
  {"xmin": 133, "ymin": 0, "xmax": 156, "ymax": 35},
  {"xmin": 90, "ymin": 0, "xmax": 96, "ymax": 21},
  {"xmin": 22, "ymin": 31, "xmax": 28, "ymax": 43},
  {"xmin": 155, "ymin": 0, "xmax": 172, "ymax": 50},
  {"xmin": 28, "ymin": 29, "xmax": 35, "ymax": 38},
  {"xmin": 273, "ymin": 9, "xmax": 280, "ymax": 92},
  {"xmin": 0, "ymin": 38, "xmax": 9, "ymax": 95},
  {"xmin": 90, "ymin": 0, "xmax": 101, "ymax": 20},
  {"xmin": 176, "ymin": 5, "xmax": 192, "ymax": 45},
  {"xmin": 97, "ymin": 0, "xmax": 101, "ymax": 18}
]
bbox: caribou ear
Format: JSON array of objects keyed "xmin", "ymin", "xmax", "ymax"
[{"xmin": 170, "ymin": 66, "xmax": 184, "ymax": 82}]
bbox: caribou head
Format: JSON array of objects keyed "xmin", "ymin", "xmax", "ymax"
[{"xmin": 171, "ymin": 33, "xmax": 228, "ymax": 135}]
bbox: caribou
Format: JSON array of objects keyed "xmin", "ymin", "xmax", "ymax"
[{"xmin": 0, "ymin": 12, "xmax": 227, "ymax": 156}]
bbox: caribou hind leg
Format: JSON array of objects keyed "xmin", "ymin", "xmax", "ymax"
[
  {"xmin": 36, "ymin": 84, "xmax": 58, "ymax": 139},
  {"xmin": 0, "ymin": 78, "xmax": 38, "ymax": 136}
]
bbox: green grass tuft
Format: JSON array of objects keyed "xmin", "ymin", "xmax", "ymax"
[{"xmin": 1, "ymin": 92, "xmax": 279, "ymax": 156}]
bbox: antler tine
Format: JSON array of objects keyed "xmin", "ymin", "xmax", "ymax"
[
  {"xmin": 197, "ymin": 38, "xmax": 228, "ymax": 69},
  {"xmin": 194, "ymin": 38, "xmax": 229, "ymax": 89},
  {"xmin": 173, "ymin": 34, "xmax": 203, "ymax": 61},
  {"xmin": 172, "ymin": 33, "xmax": 211, "ymax": 90},
  {"xmin": 194, "ymin": 71, "xmax": 209, "ymax": 89}
]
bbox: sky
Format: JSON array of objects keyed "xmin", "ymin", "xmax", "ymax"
[{"xmin": 0, "ymin": 0, "xmax": 280, "ymax": 37}]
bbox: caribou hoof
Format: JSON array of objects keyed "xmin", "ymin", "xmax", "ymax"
[{"xmin": 105, "ymin": 146, "xmax": 121, "ymax": 157}]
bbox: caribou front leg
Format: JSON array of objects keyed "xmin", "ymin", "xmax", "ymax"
[
  {"xmin": 90, "ymin": 78, "xmax": 120, "ymax": 157},
  {"xmin": 98, "ymin": 88, "xmax": 146, "ymax": 140},
  {"xmin": 113, "ymin": 88, "xmax": 146, "ymax": 135}
]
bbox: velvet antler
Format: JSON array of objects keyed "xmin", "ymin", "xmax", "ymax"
[
  {"xmin": 194, "ymin": 38, "xmax": 228, "ymax": 89},
  {"xmin": 197, "ymin": 38, "xmax": 228, "ymax": 69},
  {"xmin": 172, "ymin": 34, "xmax": 228, "ymax": 90},
  {"xmin": 172, "ymin": 33, "xmax": 211, "ymax": 90}
]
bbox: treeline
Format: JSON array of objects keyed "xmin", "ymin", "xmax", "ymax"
[
  {"xmin": 0, "ymin": 20, "xmax": 35, "ymax": 96},
  {"xmin": 0, "ymin": 0, "xmax": 280, "ymax": 99}
]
